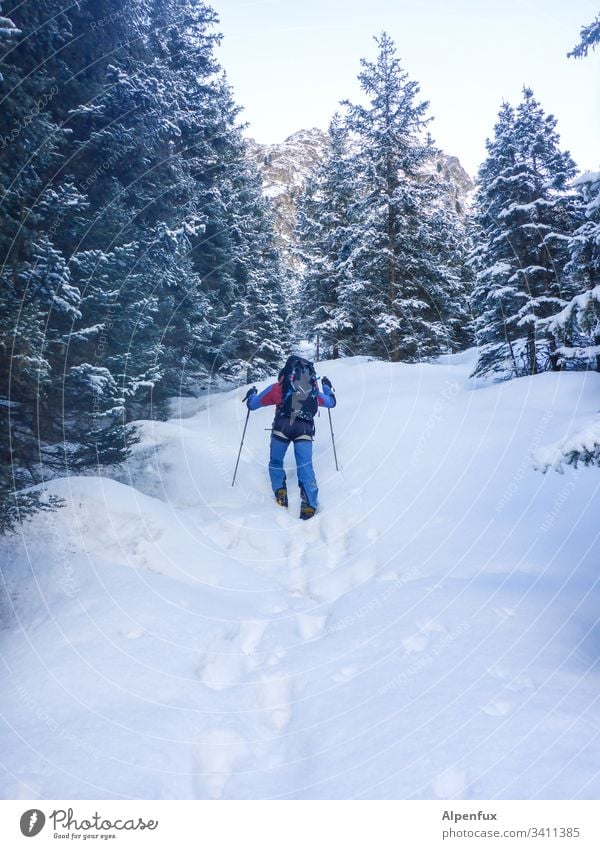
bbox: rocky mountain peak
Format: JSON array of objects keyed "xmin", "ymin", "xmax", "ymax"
[{"xmin": 247, "ymin": 128, "xmax": 474, "ymax": 268}]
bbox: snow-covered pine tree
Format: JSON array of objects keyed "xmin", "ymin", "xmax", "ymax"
[
  {"xmin": 56, "ymin": 0, "xmax": 286, "ymax": 406},
  {"xmin": 56, "ymin": 0, "xmax": 204, "ymax": 422},
  {"xmin": 550, "ymin": 17, "xmax": 600, "ymax": 374},
  {"xmin": 336, "ymin": 33, "xmax": 470, "ymax": 361},
  {"xmin": 537, "ymin": 13, "xmax": 600, "ymax": 471},
  {"xmin": 133, "ymin": 3, "xmax": 288, "ymax": 385},
  {"xmin": 546, "ymin": 171, "xmax": 600, "ymax": 373},
  {"xmin": 0, "ymin": 2, "xmax": 88, "ymax": 529},
  {"xmin": 189, "ymin": 69, "xmax": 289, "ymax": 381},
  {"xmin": 210, "ymin": 120, "xmax": 289, "ymax": 382},
  {"xmin": 296, "ymin": 115, "xmax": 357, "ymax": 358},
  {"xmin": 470, "ymin": 89, "xmax": 582, "ymax": 378}
]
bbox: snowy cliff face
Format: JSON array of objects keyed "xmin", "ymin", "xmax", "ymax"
[
  {"xmin": 425, "ymin": 154, "xmax": 475, "ymax": 215},
  {"xmin": 246, "ymin": 128, "xmax": 329, "ymax": 268},
  {"xmin": 247, "ymin": 128, "xmax": 475, "ymax": 269}
]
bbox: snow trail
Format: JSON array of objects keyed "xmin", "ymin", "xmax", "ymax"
[{"xmin": 1, "ymin": 353, "xmax": 599, "ymax": 799}]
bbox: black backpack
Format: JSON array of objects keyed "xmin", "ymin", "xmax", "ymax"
[{"xmin": 278, "ymin": 356, "xmax": 319, "ymax": 422}]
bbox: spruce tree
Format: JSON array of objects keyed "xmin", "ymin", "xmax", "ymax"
[
  {"xmin": 551, "ymin": 16, "xmax": 600, "ymax": 374},
  {"xmin": 471, "ymin": 89, "xmax": 581, "ymax": 378},
  {"xmin": 546, "ymin": 171, "xmax": 600, "ymax": 373},
  {"xmin": 296, "ymin": 115, "xmax": 357, "ymax": 358},
  {"xmin": 212, "ymin": 130, "xmax": 289, "ymax": 381},
  {"xmin": 0, "ymin": 1, "xmax": 84, "ymax": 529},
  {"xmin": 332, "ymin": 33, "xmax": 470, "ymax": 361},
  {"xmin": 538, "ymin": 12, "xmax": 600, "ymax": 470}
]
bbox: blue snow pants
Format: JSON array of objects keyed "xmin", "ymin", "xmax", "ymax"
[{"xmin": 269, "ymin": 415, "xmax": 318, "ymax": 508}]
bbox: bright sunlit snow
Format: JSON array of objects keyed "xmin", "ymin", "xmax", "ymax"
[{"xmin": 1, "ymin": 352, "xmax": 599, "ymax": 799}]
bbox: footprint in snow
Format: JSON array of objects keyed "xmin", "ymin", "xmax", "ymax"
[
  {"xmin": 482, "ymin": 699, "xmax": 514, "ymax": 717},
  {"xmin": 195, "ymin": 729, "xmax": 247, "ymax": 800},
  {"xmin": 120, "ymin": 626, "xmax": 144, "ymax": 640},
  {"xmin": 431, "ymin": 765, "xmax": 469, "ymax": 799},
  {"xmin": 321, "ymin": 515, "xmax": 348, "ymax": 570},
  {"xmin": 308, "ymin": 555, "xmax": 378, "ymax": 603},
  {"xmin": 331, "ymin": 666, "xmax": 358, "ymax": 683},
  {"xmin": 367, "ymin": 526, "xmax": 379, "ymax": 542},
  {"xmin": 286, "ymin": 535, "xmax": 310, "ymax": 596},
  {"xmin": 198, "ymin": 652, "xmax": 244, "ymax": 691},
  {"xmin": 487, "ymin": 664, "xmax": 535, "ymax": 693},
  {"xmin": 295, "ymin": 611, "xmax": 328, "ymax": 641},
  {"xmin": 197, "ymin": 625, "xmax": 244, "ymax": 690},
  {"xmin": 494, "ymin": 606, "xmax": 516, "ymax": 622},
  {"xmin": 239, "ymin": 619, "xmax": 268, "ymax": 655},
  {"xmin": 402, "ymin": 620, "xmax": 446, "ymax": 654},
  {"xmin": 238, "ymin": 619, "xmax": 269, "ymax": 671},
  {"xmin": 259, "ymin": 673, "xmax": 294, "ymax": 732}
]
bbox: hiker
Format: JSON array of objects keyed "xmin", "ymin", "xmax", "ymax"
[{"xmin": 245, "ymin": 356, "xmax": 336, "ymax": 520}]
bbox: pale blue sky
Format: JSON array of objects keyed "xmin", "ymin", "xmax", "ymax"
[{"xmin": 207, "ymin": 0, "xmax": 599, "ymax": 176}]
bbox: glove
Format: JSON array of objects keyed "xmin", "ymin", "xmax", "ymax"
[
  {"xmin": 242, "ymin": 386, "xmax": 257, "ymax": 406},
  {"xmin": 321, "ymin": 376, "xmax": 334, "ymax": 392}
]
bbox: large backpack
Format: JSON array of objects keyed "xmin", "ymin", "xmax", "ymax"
[{"xmin": 278, "ymin": 356, "xmax": 319, "ymax": 422}]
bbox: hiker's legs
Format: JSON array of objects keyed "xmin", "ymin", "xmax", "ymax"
[
  {"xmin": 293, "ymin": 438, "xmax": 318, "ymax": 508},
  {"xmin": 269, "ymin": 436, "xmax": 289, "ymax": 493}
]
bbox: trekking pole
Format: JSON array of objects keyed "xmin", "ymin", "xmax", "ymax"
[
  {"xmin": 232, "ymin": 388, "xmax": 255, "ymax": 487},
  {"xmin": 232, "ymin": 409, "xmax": 250, "ymax": 487},
  {"xmin": 328, "ymin": 408, "xmax": 340, "ymax": 472}
]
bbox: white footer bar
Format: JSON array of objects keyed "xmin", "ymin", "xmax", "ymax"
[{"xmin": 1, "ymin": 800, "xmax": 598, "ymax": 848}]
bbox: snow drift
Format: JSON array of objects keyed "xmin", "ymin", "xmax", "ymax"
[{"xmin": 1, "ymin": 352, "xmax": 599, "ymax": 800}]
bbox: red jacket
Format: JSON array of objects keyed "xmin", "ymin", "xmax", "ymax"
[{"xmin": 247, "ymin": 381, "xmax": 335, "ymax": 411}]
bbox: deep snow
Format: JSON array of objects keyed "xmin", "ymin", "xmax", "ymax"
[{"xmin": 1, "ymin": 352, "xmax": 599, "ymax": 800}]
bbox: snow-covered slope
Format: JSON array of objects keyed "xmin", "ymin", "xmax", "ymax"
[{"xmin": 1, "ymin": 353, "xmax": 599, "ymax": 800}]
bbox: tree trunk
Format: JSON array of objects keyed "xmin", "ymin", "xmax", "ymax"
[
  {"xmin": 548, "ymin": 337, "xmax": 561, "ymax": 372},
  {"xmin": 506, "ymin": 336, "xmax": 519, "ymax": 378},
  {"xmin": 527, "ymin": 327, "xmax": 537, "ymax": 375},
  {"xmin": 387, "ymin": 197, "xmax": 399, "ymax": 362}
]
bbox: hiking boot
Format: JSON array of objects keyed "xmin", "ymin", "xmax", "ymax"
[
  {"xmin": 275, "ymin": 487, "xmax": 288, "ymax": 508},
  {"xmin": 300, "ymin": 501, "xmax": 316, "ymax": 520}
]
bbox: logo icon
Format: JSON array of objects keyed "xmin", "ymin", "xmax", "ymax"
[{"xmin": 19, "ymin": 809, "xmax": 46, "ymax": 837}]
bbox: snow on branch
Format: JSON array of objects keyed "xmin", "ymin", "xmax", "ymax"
[
  {"xmin": 568, "ymin": 15, "xmax": 600, "ymax": 59},
  {"xmin": 535, "ymin": 416, "xmax": 600, "ymax": 472}
]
